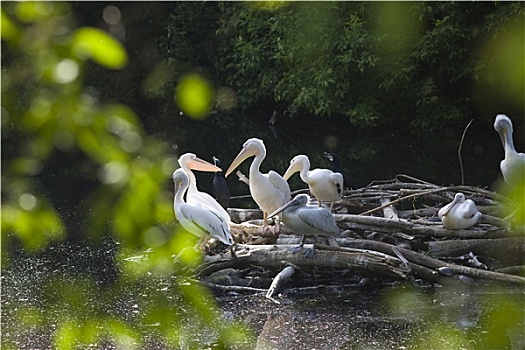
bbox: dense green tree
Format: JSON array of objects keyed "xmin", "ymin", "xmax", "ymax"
[{"xmin": 160, "ymin": 1, "xmax": 524, "ymax": 129}]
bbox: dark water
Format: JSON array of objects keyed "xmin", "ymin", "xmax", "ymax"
[
  {"xmin": 2, "ymin": 242, "xmax": 524, "ymax": 349},
  {"xmin": 220, "ymin": 286, "xmax": 525, "ymax": 350}
]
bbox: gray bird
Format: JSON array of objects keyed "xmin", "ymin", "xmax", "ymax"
[{"xmin": 268, "ymin": 193, "xmax": 340, "ymax": 257}]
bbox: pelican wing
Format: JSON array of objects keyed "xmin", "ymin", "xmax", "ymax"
[
  {"xmin": 179, "ymin": 204, "xmax": 232, "ymax": 245},
  {"xmin": 186, "ymin": 189, "xmax": 231, "ymax": 224},
  {"xmin": 296, "ymin": 207, "xmax": 339, "ymax": 234},
  {"xmin": 329, "ymin": 172, "xmax": 344, "ymax": 197},
  {"xmin": 458, "ymin": 200, "xmax": 480, "ymax": 220},
  {"xmin": 268, "ymin": 170, "xmax": 291, "ymax": 200}
]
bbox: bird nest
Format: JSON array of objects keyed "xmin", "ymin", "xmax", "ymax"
[{"xmin": 198, "ymin": 175, "xmax": 524, "ymax": 300}]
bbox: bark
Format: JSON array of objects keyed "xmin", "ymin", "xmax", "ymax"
[{"xmin": 200, "ymin": 176, "xmax": 524, "ymax": 293}]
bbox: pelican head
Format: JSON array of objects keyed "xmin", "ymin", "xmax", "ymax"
[
  {"xmin": 438, "ymin": 193, "xmax": 465, "ymax": 218},
  {"xmin": 178, "ymin": 153, "xmax": 221, "ymax": 172},
  {"xmin": 494, "ymin": 114, "xmax": 513, "ymax": 151},
  {"xmin": 172, "ymin": 168, "xmax": 186, "ymax": 192},
  {"xmin": 493, "ymin": 114, "xmax": 525, "ymax": 188},
  {"xmin": 283, "ymin": 155, "xmax": 310, "ymax": 181},
  {"xmin": 225, "ymin": 138, "xmax": 265, "ymax": 177},
  {"xmin": 268, "ymin": 193, "xmax": 309, "ymax": 218}
]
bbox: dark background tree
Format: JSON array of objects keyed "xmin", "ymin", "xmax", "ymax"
[{"xmin": 66, "ymin": 1, "xmax": 523, "ymax": 191}]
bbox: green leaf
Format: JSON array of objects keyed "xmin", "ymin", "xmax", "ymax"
[{"xmin": 72, "ymin": 27, "xmax": 127, "ymax": 69}]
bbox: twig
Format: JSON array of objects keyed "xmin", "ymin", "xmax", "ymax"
[
  {"xmin": 395, "ymin": 174, "xmax": 437, "ymax": 186},
  {"xmin": 199, "ymin": 281, "xmax": 267, "ymax": 293},
  {"xmin": 458, "ymin": 119, "xmax": 474, "ymax": 185},
  {"xmin": 359, "ymin": 187, "xmax": 451, "ymax": 215}
]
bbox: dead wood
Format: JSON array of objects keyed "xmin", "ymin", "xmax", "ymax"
[
  {"xmin": 201, "ymin": 244, "xmax": 409, "ymax": 281},
  {"xmin": 266, "ymin": 266, "xmax": 295, "ymax": 301},
  {"xmin": 199, "ymin": 176, "xmax": 524, "ymax": 293},
  {"xmin": 495, "ymin": 266, "xmax": 525, "ymax": 276},
  {"xmin": 228, "ymin": 208, "xmax": 263, "ymax": 223},
  {"xmin": 333, "ymin": 214, "xmax": 506, "ymax": 239},
  {"xmin": 428, "ymin": 238, "xmax": 525, "ymax": 265},
  {"xmin": 319, "ymin": 242, "xmax": 525, "ymax": 285}
]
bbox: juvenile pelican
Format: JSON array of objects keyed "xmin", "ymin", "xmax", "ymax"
[
  {"xmin": 323, "ymin": 152, "xmax": 352, "ymax": 190},
  {"xmin": 493, "ymin": 114, "xmax": 525, "ymax": 189},
  {"xmin": 212, "ymin": 156, "xmax": 230, "ymax": 209},
  {"xmin": 438, "ymin": 193, "xmax": 482, "ymax": 230},
  {"xmin": 283, "ymin": 154, "xmax": 344, "ymax": 211},
  {"xmin": 268, "ymin": 193, "xmax": 340, "ymax": 257},
  {"xmin": 178, "ymin": 153, "xmax": 231, "ymax": 224},
  {"xmin": 172, "ymin": 169, "xmax": 234, "ymax": 247},
  {"xmin": 225, "ymin": 138, "xmax": 291, "ymax": 233}
]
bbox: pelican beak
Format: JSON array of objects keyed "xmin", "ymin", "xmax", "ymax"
[
  {"xmin": 282, "ymin": 162, "xmax": 300, "ymax": 181},
  {"xmin": 282, "ymin": 165, "xmax": 294, "ymax": 181},
  {"xmin": 439, "ymin": 194, "xmax": 460, "ymax": 217},
  {"xmin": 225, "ymin": 147, "xmax": 255, "ymax": 177},
  {"xmin": 187, "ymin": 157, "xmax": 221, "ymax": 172},
  {"xmin": 268, "ymin": 198, "xmax": 298, "ymax": 218},
  {"xmin": 499, "ymin": 128, "xmax": 507, "ymax": 150}
]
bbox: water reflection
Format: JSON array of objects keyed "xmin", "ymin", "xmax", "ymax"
[
  {"xmin": 222, "ymin": 285, "xmax": 524, "ymax": 350},
  {"xmin": 2, "ymin": 240, "xmax": 524, "ymax": 349}
]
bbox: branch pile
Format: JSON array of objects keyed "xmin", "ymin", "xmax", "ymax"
[{"xmin": 199, "ymin": 175, "xmax": 525, "ymax": 298}]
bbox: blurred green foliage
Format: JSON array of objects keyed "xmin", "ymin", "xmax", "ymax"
[{"xmin": 1, "ymin": 2, "xmax": 249, "ymax": 348}]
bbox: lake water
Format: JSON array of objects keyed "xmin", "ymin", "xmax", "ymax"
[{"xmin": 2, "ymin": 241, "xmax": 524, "ymax": 349}]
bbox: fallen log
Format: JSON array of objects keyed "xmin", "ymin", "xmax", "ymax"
[
  {"xmin": 324, "ymin": 241, "xmax": 525, "ymax": 285},
  {"xmin": 228, "ymin": 208, "xmax": 263, "ymax": 223},
  {"xmin": 333, "ymin": 214, "xmax": 507, "ymax": 239},
  {"xmin": 266, "ymin": 266, "xmax": 295, "ymax": 302},
  {"xmin": 200, "ymin": 244, "xmax": 409, "ymax": 281},
  {"xmin": 428, "ymin": 237, "xmax": 525, "ymax": 266}
]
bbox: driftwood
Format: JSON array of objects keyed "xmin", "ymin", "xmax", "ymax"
[
  {"xmin": 428, "ymin": 238, "xmax": 525, "ymax": 266},
  {"xmin": 266, "ymin": 266, "xmax": 295, "ymax": 302},
  {"xmin": 199, "ymin": 176, "xmax": 525, "ymax": 295}
]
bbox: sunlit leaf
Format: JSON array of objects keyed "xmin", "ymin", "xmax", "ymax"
[
  {"xmin": 72, "ymin": 27, "xmax": 127, "ymax": 69},
  {"xmin": 174, "ymin": 73, "xmax": 214, "ymax": 119},
  {"xmin": 1, "ymin": 8, "xmax": 21, "ymax": 42},
  {"xmin": 14, "ymin": 1, "xmax": 55, "ymax": 22}
]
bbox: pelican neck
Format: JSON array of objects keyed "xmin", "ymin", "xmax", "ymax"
[{"xmin": 504, "ymin": 127, "xmax": 517, "ymax": 155}]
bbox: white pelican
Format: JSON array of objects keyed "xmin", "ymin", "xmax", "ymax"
[
  {"xmin": 178, "ymin": 153, "xmax": 231, "ymax": 224},
  {"xmin": 438, "ymin": 193, "xmax": 482, "ymax": 230},
  {"xmin": 283, "ymin": 154, "xmax": 344, "ymax": 211},
  {"xmin": 268, "ymin": 193, "xmax": 340, "ymax": 257},
  {"xmin": 225, "ymin": 138, "xmax": 291, "ymax": 233},
  {"xmin": 493, "ymin": 114, "xmax": 525, "ymax": 189},
  {"xmin": 172, "ymin": 169, "xmax": 234, "ymax": 247}
]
